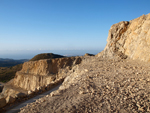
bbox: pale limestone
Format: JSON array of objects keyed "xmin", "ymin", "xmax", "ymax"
[
  {"xmin": 0, "ymin": 56, "xmax": 82, "ymax": 109},
  {"xmin": 13, "ymin": 57, "xmax": 82, "ymax": 91},
  {"xmin": 19, "ymin": 56, "xmax": 150, "ymax": 113},
  {"xmin": 97, "ymin": 13, "xmax": 150, "ymax": 62}
]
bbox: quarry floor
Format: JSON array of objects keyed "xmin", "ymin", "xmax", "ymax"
[{"xmin": 17, "ymin": 56, "xmax": 150, "ymax": 112}]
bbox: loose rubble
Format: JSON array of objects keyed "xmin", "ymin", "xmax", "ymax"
[
  {"xmin": 0, "ymin": 56, "xmax": 82, "ymax": 110},
  {"xmin": 19, "ymin": 56, "xmax": 150, "ymax": 113}
]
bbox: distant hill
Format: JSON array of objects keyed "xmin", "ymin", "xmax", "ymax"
[
  {"xmin": 0, "ymin": 58, "xmax": 28, "ymax": 67},
  {"xmin": 30, "ymin": 53, "xmax": 64, "ymax": 61},
  {"xmin": 0, "ymin": 58, "xmax": 28, "ymax": 82},
  {"xmin": 0, "ymin": 64, "xmax": 22, "ymax": 83}
]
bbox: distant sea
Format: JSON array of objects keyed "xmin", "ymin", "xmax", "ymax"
[{"xmin": 0, "ymin": 50, "xmax": 102, "ymax": 60}]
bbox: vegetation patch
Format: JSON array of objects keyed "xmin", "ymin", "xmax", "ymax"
[{"xmin": 0, "ymin": 64, "xmax": 22, "ymax": 83}]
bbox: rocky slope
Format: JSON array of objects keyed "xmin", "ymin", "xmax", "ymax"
[
  {"xmin": 1, "ymin": 13, "xmax": 150, "ymax": 112},
  {"xmin": 0, "ymin": 53, "xmax": 62, "ymax": 83},
  {"xmin": 0, "ymin": 55, "xmax": 82, "ymax": 109},
  {"xmin": 13, "ymin": 57, "xmax": 82, "ymax": 91},
  {"xmin": 18, "ymin": 13, "xmax": 150, "ymax": 113},
  {"xmin": 97, "ymin": 13, "xmax": 150, "ymax": 62},
  {"xmin": 20, "ymin": 56, "xmax": 150, "ymax": 113}
]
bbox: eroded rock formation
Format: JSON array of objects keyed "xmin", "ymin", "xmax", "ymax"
[
  {"xmin": 97, "ymin": 13, "xmax": 150, "ymax": 62},
  {"xmin": 13, "ymin": 57, "xmax": 82, "ymax": 91},
  {"xmin": 0, "ymin": 56, "xmax": 82, "ymax": 109}
]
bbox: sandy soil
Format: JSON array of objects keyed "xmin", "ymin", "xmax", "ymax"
[{"xmin": 19, "ymin": 56, "xmax": 150, "ymax": 113}]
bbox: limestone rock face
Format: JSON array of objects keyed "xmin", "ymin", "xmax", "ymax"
[
  {"xmin": 13, "ymin": 57, "xmax": 82, "ymax": 91},
  {"xmin": 1, "ymin": 86, "xmax": 20, "ymax": 98},
  {"xmin": 97, "ymin": 13, "xmax": 150, "ymax": 62},
  {"xmin": 20, "ymin": 57, "xmax": 82, "ymax": 76},
  {"xmin": 13, "ymin": 72, "xmax": 54, "ymax": 91},
  {"xmin": 0, "ymin": 56, "xmax": 82, "ymax": 109}
]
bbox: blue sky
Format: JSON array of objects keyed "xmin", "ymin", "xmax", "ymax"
[{"xmin": 0, "ymin": 0, "xmax": 150, "ymax": 59}]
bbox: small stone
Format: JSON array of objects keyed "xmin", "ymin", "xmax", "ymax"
[
  {"xmin": 28, "ymin": 90, "xmax": 33, "ymax": 95},
  {"xmin": 138, "ymin": 107, "xmax": 144, "ymax": 112},
  {"xmin": 79, "ymin": 91, "xmax": 84, "ymax": 94},
  {"xmin": 50, "ymin": 92, "xmax": 55, "ymax": 97},
  {"xmin": 6, "ymin": 96, "xmax": 16, "ymax": 104},
  {"xmin": 16, "ymin": 93, "xmax": 26, "ymax": 98},
  {"xmin": 85, "ymin": 69, "xmax": 88, "ymax": 72}
]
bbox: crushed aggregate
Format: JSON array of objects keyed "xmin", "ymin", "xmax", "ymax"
[{"xmin": 20, "ymin": 56, "xmax": 150, "ymax": 113}]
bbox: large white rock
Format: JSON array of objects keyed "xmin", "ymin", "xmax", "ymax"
[{"xmin": 97, "ymin": 13, "xmax": 150, "ymax": 62}]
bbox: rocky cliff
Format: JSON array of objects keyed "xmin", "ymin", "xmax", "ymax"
[
  {"xmin": 97, "ymin": 13, "xmax": 150, "ymax": 62},
  {"xmin": 13, "ymin": 57, "xmax": 82, "ymax": 91},
  {"xmin": 20, "ymin": 55, "xmax": 150, "ymax": 113},
  {"xmin": 0, "ymin": 56, "xmax": 82, "ymax": 109}
]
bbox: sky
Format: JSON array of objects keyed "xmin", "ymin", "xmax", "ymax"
[{"xmin": 0, "ymin": 0, "xmax": 150, "ymax": 59}]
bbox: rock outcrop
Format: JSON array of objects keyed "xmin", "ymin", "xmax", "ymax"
[
  {"xmin": 19, "ymin": 55, "xmax": 150, "ymax": 113},
  {"xmin": 13, "ymin": 57, "xmax": 82, "ymax": 91},
  {"xmin": 0, "ymin": 55, "xmax": 82, "ymax": 109},
  {"xmin": 97, "ymin": 13, "xmax": 150, "ymax": 62}
]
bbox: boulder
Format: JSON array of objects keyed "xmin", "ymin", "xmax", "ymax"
[
  {"xmin": 0, "ymin": 97, "xmax": 6, "ymax": 108},
  {"xmin": 97, "ymin": 13, "xmax": 150, "ymax": 62},
  {"xmin": 28, "ymin": 90, "xmax": 33, "ymax": 95},
  {"xmin": 6, "ymin": 96, "xmax": 16, "ymax": 104},
  {"xmin": 16, "ymin": 92, "xmax": 26, "ymax": 98}
]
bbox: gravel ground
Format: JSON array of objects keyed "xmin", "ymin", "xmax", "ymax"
[{"xmin": 20, "ymin": 56, "xmax": 150, "ymax": 113}]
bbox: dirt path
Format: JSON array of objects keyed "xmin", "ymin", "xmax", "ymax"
[
  {"xmin": 19, "ymin": 56, "xmax": 150, "ymax": 113},
  {"xmin": 5, "ymin": 84, "xmax": 61, "ymax": 113}
]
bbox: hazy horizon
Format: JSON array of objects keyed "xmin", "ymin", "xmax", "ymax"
[{"xmin": 0, "ymin": 49, "xmax": 101, "ymax": 60}]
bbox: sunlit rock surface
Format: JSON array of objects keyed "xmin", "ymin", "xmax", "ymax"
[{"xmin": 98, "ymin": 13, "xmax": 150, "ymax": 62}]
